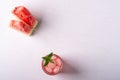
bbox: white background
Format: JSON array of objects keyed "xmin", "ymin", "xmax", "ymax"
[{"xmin": 0, "ymin": 0, "xmax": 120, "ymax": 80}]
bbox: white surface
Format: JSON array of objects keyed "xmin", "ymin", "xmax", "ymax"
[{"xmin": 0, "ymin": 0, "xmax": 120, "ymax": 80}]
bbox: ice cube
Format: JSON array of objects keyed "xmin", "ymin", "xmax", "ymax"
[
  {"xmin": 45, "ymin": 67, "xmax": 52, "ymax": 73},
  {"xmin": 56, "ymin": 59, "xmax": 62, "ymax": 66},
  {"xmin": 47, "ymin": 61, "xmax": 56, "ymax": 69},
  {"xmin": 53, "ymin": 66, "xmax": 59, "ymax": 73}
]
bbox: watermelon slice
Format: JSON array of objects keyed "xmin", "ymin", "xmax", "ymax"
[
  {"xmin": 10, "ymin": 6, "xmax": 38, "ymax": 35},
  {"xmin": 42, "ymin": 52, "xmax": 63, "ymax": 75}
]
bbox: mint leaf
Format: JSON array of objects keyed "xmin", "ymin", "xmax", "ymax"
[
  {"xmin": 48, "ymin": 52, "xmax": 53, "ymax": 58},
  {"xmin": 42, "ymin": 52, "xmax": 54, "ymax": 66},
  {"xmin": 44, "ymin": 60, "xmax": 49, "ymax": 66},
  {"xmin": 42, "ymin": 57, "xmax": 47, "ymax": 60},
  {"xmin": 49, "ymin": 59, "xmax": 54, "ymax": 63}
]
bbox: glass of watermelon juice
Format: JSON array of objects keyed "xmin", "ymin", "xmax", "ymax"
[{"xmin": 42, "ymin": 52, "xmax": 63, "ymax": 75}]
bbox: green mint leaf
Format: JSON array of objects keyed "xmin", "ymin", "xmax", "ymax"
[
  {"xmin": 48, "ymin": 52, "xmax": 53, "ymax": 58},
  {"xmin": 42, "ymin": 52, "xmax": 54, "ymax": 66},
  {"xmin": 44, "ymin": 60, "xmax": 49, "ymax": 66},
  {"xmin": 42, "ymin": 57, "xmax": 47, "ymax": 60},
  {"xmin": 49, "ymin": 59, "xmax": 54, "ymax": 63}
]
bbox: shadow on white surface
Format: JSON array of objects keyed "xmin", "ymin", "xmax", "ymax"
[
  {"xmin": 62, "ymin": 60, "xmax": 80, "ymax": 74},
  {"xmin": 58, "ymin": 59, "xmax": 85, "ymax": 80},
  {"xmin": 32, "ymin": 11, "xmax": 53, "ymax": 37}
]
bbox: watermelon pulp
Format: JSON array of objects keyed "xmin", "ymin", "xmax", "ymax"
[
  {"xmin": 10, "ymin": 6, "xmax": 38, "ymax": 35},
  {"xmin": 12, "ymin": 6, "xmax": 36, "ymax": 26},
  {"xmin": 10, "ymin": 20, "xmax": 31, "ymax": 34}
]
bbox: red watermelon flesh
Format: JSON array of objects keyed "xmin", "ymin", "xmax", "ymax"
[
  {"xmin": 10, "ymin": 20, "xmax": 31, "ymax": 34},
  {"xmin": 12, "ymin": 6, "xmax": 36, "ymax": 26},
  {"xmin": 10, "ymin": 6, "xmax": 38, "ymax": 35}
]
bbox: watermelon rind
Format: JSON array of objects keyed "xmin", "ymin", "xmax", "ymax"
[{"xmin": 28, "ymin": 20, "xmax": 39, "ymax": 36}]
